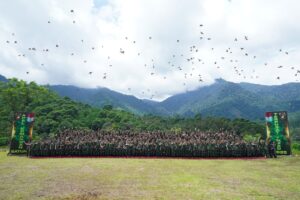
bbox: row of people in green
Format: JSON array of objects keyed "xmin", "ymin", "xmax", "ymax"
[
  {"xmin": 28, "ymin": 129, "xmax": 265, "ymax": 157},
  {"xmin": 29, "ymin": 143, "xmax": 264, "ymax": 157}
]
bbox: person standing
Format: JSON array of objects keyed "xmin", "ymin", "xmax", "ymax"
[
  {"xmin": 268, "ymin": 141, "xmax": 277, "ymax": 158},
  {"xmin": 24, "ymin": 141, "xmax": 31, "ymax": 157}
]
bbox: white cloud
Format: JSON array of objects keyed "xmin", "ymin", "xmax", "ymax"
[{"xmin": 0, "ymin": 0, "xmax": 299, "ymax": 101}]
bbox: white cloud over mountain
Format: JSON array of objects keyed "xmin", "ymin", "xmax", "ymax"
[{"xmin": 0, "ymin": 0, "xmax": 299, "ymax": 100}]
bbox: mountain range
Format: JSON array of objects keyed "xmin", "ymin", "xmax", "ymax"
[
  {"xmin": 48, "ymin": 79, "xmax": 300, "ymax": 120},
  {"xmin": 2, "ymin": 75, "xmax": 300, "ymax": 120}
]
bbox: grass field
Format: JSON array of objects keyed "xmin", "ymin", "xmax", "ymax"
[{"xmin": 0, "ymin": 152, "xmax": 300, "ymax": 200}]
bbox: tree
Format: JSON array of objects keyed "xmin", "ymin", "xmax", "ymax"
[
  {"xmin": 91, "ymin": 119, "xmax": 105, "ymax": 131},
  {"xmin": 103, "ymin": 105, "xmax": 113, "ymax": 111}
]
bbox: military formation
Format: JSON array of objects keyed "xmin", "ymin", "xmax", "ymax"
[{"xmin": 28, "ymin": 129, "xmax": 265, "ymax": 157}]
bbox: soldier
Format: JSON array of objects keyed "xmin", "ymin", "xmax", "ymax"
[
  {"xmin": 268, "ymin": 141, "xmax": 277, "ymax": 158},
  {"xmin": 24, "ymin": 141, "xmax": 31, "ymax": 157},
  {"xmin": 28, "ymin": 129, "xmax": 265, "ymax": 158}
]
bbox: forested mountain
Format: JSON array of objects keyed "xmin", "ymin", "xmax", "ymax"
[
  {"xmin": 49, "ymin": 85, "xmax": 166, "ymax": 115},
  {"xmin": 49, "ymin": 78, "xmax": 300, "ymax": 120},
  {"xmin": 2, "ymin": 75, "xmax": 300, "ymax": 121},
  {"xmin": 161, "ymin": 79, "xmax": 300, "ymax": 119}
]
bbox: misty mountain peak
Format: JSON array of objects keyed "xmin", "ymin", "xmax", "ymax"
[{"xmin": 215, "ymin": 78, "xmax": 228, "ymax": 83}]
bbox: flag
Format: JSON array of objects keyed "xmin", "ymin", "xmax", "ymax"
[
  {"xmin": 27, "ymin": 113, "xmax": 35, "ymax": 123},
  {"xmin": 265, "ymin": 112, "xmax": 273, "ymax": 122}
]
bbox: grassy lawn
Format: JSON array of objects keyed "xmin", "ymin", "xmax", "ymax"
[{"xmin": 0, "ymin": 152, "xmax": 300, "ymax": 200}]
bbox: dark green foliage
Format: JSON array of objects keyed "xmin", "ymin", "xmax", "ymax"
[
  {"xmin": 91, "ymin": 119, "xmax": 105, "ymax": 131},
  {"xmin": 0, "ymin": 137, "xmax": 9, "ymax": 146},
  {"xmin": 0, "ymin": 78, "xmax": 265, "ymax": 139},
  {"xmin": 289, "ymin": 111, "xmax": 300, "ymax": 138},
  {"xmin": 292, "ymin": 142, "xmax": 300, "ymax": 151}
]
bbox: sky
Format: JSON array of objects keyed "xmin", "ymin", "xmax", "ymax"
[{"xmin": 0, "ymin": 0, "xmax": 299, "ymax": 101}]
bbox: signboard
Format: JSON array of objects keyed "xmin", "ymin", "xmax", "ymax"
[
  {"xmin": 10, "ymin": 113, "xmax": 34, "ymax": 154},
  {"xmin": 265, "ymin": 111, "xmax": 291, "ymax": 155}
]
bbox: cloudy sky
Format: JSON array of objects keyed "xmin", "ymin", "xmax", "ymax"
[{"xmin": 0, "ymin": 0, "xmax": 299, "ymax": 100}]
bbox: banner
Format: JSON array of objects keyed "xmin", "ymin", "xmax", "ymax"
[
  {"xmin": 10, "ymin": 113, "xmax": 34, "ymax": 154},
  {"xmin": 265, "ymin": 111, "xmax": 291, "ymax": 154}
]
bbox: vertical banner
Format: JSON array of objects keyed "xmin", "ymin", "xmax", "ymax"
[
  {"xmin": 10, "ymin": 113, "xmax": 35, "ymax": 154},
  {"xmin": 265, "ymin": 111, "xmax": 291, "ymax": 154}
]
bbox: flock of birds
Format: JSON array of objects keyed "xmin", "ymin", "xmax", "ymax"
[{"xmin": 2, "ymin": 8, "xmax": 300, "ymax": 99}]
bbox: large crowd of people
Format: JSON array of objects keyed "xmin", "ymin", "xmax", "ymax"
[{"xmin": 28, "ymin": 129, "xmax": 265, "ymax": 157}]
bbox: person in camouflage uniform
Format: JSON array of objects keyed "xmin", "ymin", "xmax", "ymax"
[{"xmin": 29, "ymin": 129, "xmax": 264, "ymax": 158}]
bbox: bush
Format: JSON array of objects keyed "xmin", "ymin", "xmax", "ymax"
[
  {"xmin": 292, "ymin": 142, "xmax": 300, "ymax": 151},
  {"xmin": 0, "ymin": 137, "xmax": 9, "ymax": 146},
  {"xmin": 243, "ymin": 134, "xmax": 261, "ymax": 142}
]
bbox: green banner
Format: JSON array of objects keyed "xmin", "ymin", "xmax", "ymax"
[
  {"xmin": 10, "ymin": 113, "xmax": 34, "ymax": 154},
  {"xmin": 265, "ymin": 111, "xmax": 291, "ymax": 154}
]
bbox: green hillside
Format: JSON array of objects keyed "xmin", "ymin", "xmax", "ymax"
[
  {"xmin": 48, "ymin": 79, "xmax": 300, "ymax": 122},
  {"xmin": 161, "ymin": 79, "xmax": 300, "ymax": 119}
]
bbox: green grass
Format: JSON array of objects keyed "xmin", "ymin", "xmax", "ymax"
[
  {"xmin": 0, "ymin": 152, "xmax": 300, "ymax": 200},
  {"xmin": 0, "ymin": 146, "xmax": 8, "ymax": 152}
]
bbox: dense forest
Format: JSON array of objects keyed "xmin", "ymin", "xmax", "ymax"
[{"xmin": 0, "ymin": 78, "xmax": 272, "ymax": 145}]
